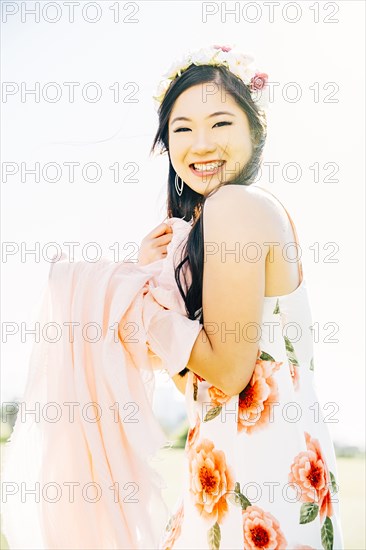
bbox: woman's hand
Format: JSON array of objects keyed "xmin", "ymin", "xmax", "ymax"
[{"xmin": 137, "ymin": 222, "xmax": 173, "ymax": 266}]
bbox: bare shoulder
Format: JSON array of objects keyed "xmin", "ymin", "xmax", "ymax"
[
  {"xmin": 251, "ymin": 185, "xmax": 295, "ymax": 225},
  {"xmin": 217, "ymin": 184, "xmax": 296, "ymax": 236},
  {"xmin": 203, "ymin": 184, "xmax": 279, "ymax": 238},
  {"xmin": 205, "ymin": 184, "xmax": 276, "ymax": 212}
]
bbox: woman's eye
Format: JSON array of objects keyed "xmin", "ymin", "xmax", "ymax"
[
  {"xmin": 173, "ymin": 121, "xmax": 232, "ymax": 133},
  {"xmin": 213, "ymin": 121, "xmax": 232, "ymax": 128}
]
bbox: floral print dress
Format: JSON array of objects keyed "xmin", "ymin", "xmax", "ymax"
[{"xmin": 158, "ymin": 199, "xmax": 344, "ymax": 550}]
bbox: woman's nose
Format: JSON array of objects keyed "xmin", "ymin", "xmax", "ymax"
[{"xmin": 189, "ymin": 131, "xmax": 217, "ymax": 155}]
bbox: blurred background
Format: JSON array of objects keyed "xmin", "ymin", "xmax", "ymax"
[{"xmin": 1, "ymin": 1, "xmax": 365, "ymax": 548}]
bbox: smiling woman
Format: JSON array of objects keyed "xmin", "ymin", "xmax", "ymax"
[
  {"xmin": 149, "ymin": 44, "xmax": 345, "ymax": 550},
  {"xmin": 1, "ymin": 43, "xmax": 345, "ymax": 550}
]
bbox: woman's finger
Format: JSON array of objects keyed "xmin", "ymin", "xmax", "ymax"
[
  {"xmin": 154, "ymin": 232, "xmax": 173, "ymax": 247},
  {"xmin": 148, "ymin": 222, "xmax": 171, "ymax": 239}
]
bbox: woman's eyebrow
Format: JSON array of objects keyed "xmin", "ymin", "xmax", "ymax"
[{"xmin": 170, "ymin": 111, "xmax": 235, "ymax": 124}]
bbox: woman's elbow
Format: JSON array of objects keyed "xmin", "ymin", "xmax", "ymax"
[
  {"xmin": 220, "ymin": 381, "xmax": 248, "ymax": 398},
  {"xmin": 219, "ymin": 362, "xmax": 256, "ymax": 397}
]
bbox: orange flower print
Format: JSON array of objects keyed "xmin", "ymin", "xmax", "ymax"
[
  {"xmin": 159, "ymin": 499, "xmax": 184, "ymax": 550},
  {"xmin": 208, "ymin": 385, "xmax": 232, "ymax": 407},
  {"xmin": 237, "ymin": 350, "xmax": 282, "ymax": 434},
  {"xmin": 200, "ymin": 386, "xmax": 232, "ymax": 423},
  {"xmin": 290, "ymin": 364, "xmax": 300, "ymax": 391},
  {"xmin": 304, "ymin": 431, "xmax": 334, "ymax": 522},
  {"xmin": 242, "ymin": 505, "xmax": 287, "ymax": 549},
  {"xmin": 288, "ymin": 431, "xmax": 334, "ymax": 523},
  {"xmin": 187, "ymin": 438, "xmax": 235, "ymax": 526},
  {"xmin": 185, "ymin": 412, "xmax": 200, "ymax": 453}
]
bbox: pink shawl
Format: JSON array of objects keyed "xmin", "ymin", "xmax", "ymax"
[{"xmin": 1, "ymin": 217, "xmax": 202, "ymax": 549}]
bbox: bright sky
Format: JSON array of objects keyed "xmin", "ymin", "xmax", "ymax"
[{"xmin": 1, "ymin": 1, "xmax": 365, "ymax": 448}]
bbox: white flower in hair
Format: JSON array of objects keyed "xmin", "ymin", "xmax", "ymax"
[
  {"xmin": 163, "ymin": 53, "xmax": 192, "ymax": 79},
  {"xmin": 228, "ymin": 59, "xmax": 256, "ymax": 84},
  {"xmin": 215, "ymin": 49, "xmax": 252, "ymax": 80},
  {"xmin": 153, "ymin": 78, "xmax": 172, "ymax": 104},
  {"xmin": 190, "ymin": 45, "xmax": 218, "ymax": 65},
  {"xmin": 234, "ymin": 51, "xmax": 256, "ymax": 66}
]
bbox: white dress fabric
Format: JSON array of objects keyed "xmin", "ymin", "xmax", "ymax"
[{"xmin": 158, "ymin": 193, "xmax": 344, "ymax": 550}]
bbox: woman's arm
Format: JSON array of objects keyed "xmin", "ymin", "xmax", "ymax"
[{"xmin": 184, "ymin": 186, "xmax": 271, "ymax": 397}]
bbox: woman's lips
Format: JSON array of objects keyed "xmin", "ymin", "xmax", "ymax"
[{"xmin": 189, "ymin": 161, "xmax": 226, "ymax": 177}]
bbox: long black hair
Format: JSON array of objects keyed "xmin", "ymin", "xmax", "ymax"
[{"xmin": 150, "ymin": 63, "xmax": 267, "ymax": 376}]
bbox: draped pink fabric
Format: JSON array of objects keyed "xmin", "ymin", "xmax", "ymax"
[{"xmin": 1, "ymin": 217, "xmax": 202, "ymax": 549}]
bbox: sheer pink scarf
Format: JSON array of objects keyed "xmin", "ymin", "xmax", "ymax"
[{"xmin": 1, "ymin": 217, "xmax": 201, "ymax": 549}]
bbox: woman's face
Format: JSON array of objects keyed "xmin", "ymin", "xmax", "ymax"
[{"xmin": 168, "ymin": 83, "xmax": 253, "ymax": 195}]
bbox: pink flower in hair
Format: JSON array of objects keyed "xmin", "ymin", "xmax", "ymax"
[
  {"xmin": 213, "ymin": 44, "xmax": 232, "ymax": 52},
  {"xmin": 250, "ymin": 72, "xmax": 268, "ymax": 91}
]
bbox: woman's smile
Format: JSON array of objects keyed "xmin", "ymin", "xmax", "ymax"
[{"xmin": 189, "ymin": 160, "xmax": 226, "ymax": 177}]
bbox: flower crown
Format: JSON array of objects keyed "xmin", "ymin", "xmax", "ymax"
[{"xmin": 152, "ymin": 43, "xmax": 269, "ymax": 112}]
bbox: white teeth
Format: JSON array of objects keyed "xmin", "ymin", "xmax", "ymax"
[{"xmin": 193, "ymin": 161, "xmax": 224, "ymax": 171}]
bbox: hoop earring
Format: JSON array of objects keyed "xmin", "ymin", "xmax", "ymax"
[{"xmin": 175, "ymin": 173, "xmax": 184, "ymax": 196}]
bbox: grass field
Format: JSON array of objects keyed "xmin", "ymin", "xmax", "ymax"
[{"xmin": 1, "ymin": 448, "xmax": 364, "ymax": 549}]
